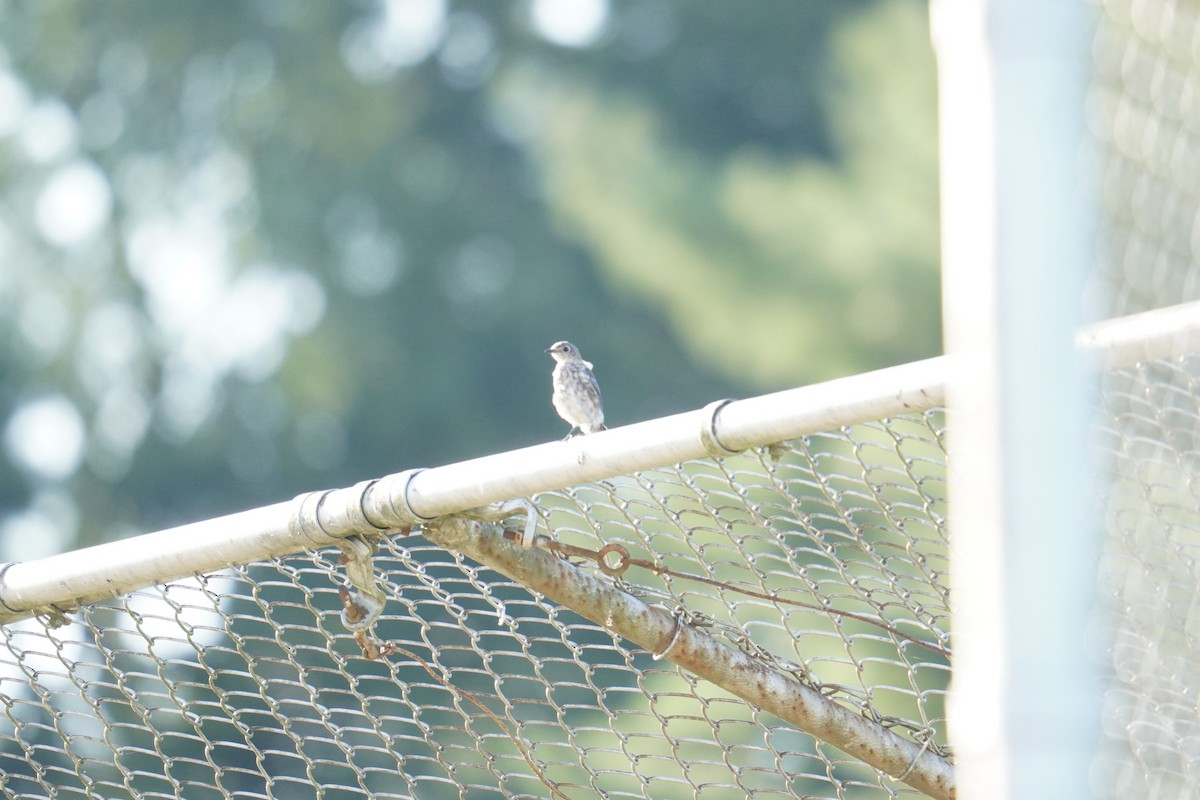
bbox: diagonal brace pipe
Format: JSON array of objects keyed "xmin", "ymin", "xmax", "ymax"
[{"xmin": 422, "ymin": 514, "xmax": 956, "ymax": 800}]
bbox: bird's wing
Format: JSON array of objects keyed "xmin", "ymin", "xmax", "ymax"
[{"xmin": 584, "ymin": 369, "xmax": 602, "ymax": 406}]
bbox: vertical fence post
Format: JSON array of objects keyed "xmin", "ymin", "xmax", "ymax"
[{"xmin": 931, "ymin": 0, "xmax": 1099, "ymax": 797}]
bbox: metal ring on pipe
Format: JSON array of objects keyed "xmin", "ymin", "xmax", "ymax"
[
  {"xmin": 0, "ymin": 562, "xmax": 20, "ymax": 613},
  {"xmin": 345, "ymin": 479, "xmax": 396, "ymax": 534},
  {"xmin": 699, "ymin": 399, "xmax": 742, "ymax": 457},
  {"xmin": 652, "ymin": 612, "xmax": 685, "ymax": 660},
  {"xmin": 289, "ymin": 490, "xmax": 336, "ymax": 546},
  {"xmin": 369, "ymin": 468, "xmax": 436, "ymax": 528}
]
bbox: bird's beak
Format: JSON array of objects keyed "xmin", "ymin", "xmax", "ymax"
[{"xmin": 544, "ymin": 347, "xmax": 553, "ymax": 354}]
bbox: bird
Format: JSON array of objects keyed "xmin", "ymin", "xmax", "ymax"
[{"xmin": 546, "ymin": 340, "xmax": 606, "ymax": 439}]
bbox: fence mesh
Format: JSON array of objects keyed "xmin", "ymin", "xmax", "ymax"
[
  {"xmin": 3, "ymin": 2, "xmax": 1200, "ymax": 798},
  {"xmin": 1095, "ymin": 358, "xmax": 1200, "ymax": 797},
  {"xmin": 0, "ymin": 413, "xmax": 950, "ymax": 800},
  {"xmin": 1092, "ymin": 0, "xmax": 1200, "ymax": 795},
  {"xmin": 1, "ymin": 347, "xmax": 1196, "ymax": 799}
]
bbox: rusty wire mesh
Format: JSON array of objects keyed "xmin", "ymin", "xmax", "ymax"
[
  {"xmin": 1091, "ymin": 0, "xmax": 1200, "ymax": 795},
  {"xmin": 0, "ymin": 413, "xmax": 951, "ymax": 800}
]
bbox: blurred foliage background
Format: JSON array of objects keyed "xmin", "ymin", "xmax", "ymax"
[{"xmin": 0, "ymin": 0, "xmax": 939, "ymax": 555}]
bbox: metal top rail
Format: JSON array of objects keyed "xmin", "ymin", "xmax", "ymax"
[{"xmin": 0, "ymin": 299, "xmax": 1195, "ymax": 623}]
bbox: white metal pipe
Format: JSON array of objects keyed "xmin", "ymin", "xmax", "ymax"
[
  {"xmin": 0, "ymin": 286, "xmax": 1192, "ymax": 623},
  {"xmin": 1, "ymin": 284, "xmax": 1195, "ymax": 622},
  {"xmin": 0, "ymin": 502, "xmax": 298, "ymax": 616},
  {"xmin": 1076, "ymin": 299, "xmax": 1200, "ymax": 369},
  {"xmin": 0, "ymin": 356, "xmax": 948, "ymax": 621},
  {"xmin": 404, "ymin": 355, "xmax": 951, "ymax": 518}
]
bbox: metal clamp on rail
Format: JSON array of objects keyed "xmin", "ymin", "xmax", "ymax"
[
  {"xmin": 699, "ymin": 399, "xmax": 742, "ymax": 458},
  {"xmin": 0, "ymin": 562, "xmax": 20, "ymax": 614},
  {"xmin": 364, "ymin": 468, "xmax": 436, "ymax": 529},
  {"xmin": 289, "ymin": 489, "xmax": 339, "ymax": 547},
  {"xmin": 344, "ymin": 479, "xmax": 402, "ymax": 535}
]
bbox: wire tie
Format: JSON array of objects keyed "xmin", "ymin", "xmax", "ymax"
[
  {"xmin": 652, "ymin": 611, "xmax": 686, "ymax": 661},
  {"xmin": 893, "ymin": 734, "xmax": 932, "ymax": 782}
]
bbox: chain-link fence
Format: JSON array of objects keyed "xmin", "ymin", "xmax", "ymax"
[
  {"xmin": 2, "ymin": 1, "xmax": 1199, "ymax": 798},
  {"xmin": 0, "ymin": 391, "xmax": 954, "ymax": 800},
  {"xmin": 1092, "ymin": 0, "xmax": 1200, "ymax": 794},
  {"xmin": 1, "ymin": 331, "xmax": 1198, "ymax": 800},
  {"xmin": 2, "ymin": 289, "xmax": 1195, "ymax": 799},
  {"xmin": 1095, "ymin": 356, "xmax": 1200, "ymax": 797}
]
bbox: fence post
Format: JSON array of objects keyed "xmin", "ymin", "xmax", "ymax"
[{"xmin": 932, "ymin": 0, "xmax": 1100, "ymax": 797}]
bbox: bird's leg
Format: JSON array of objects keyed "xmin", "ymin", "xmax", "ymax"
[{"xmin": 562, "ymin": 427, "xmax": 578, "ymax": 441}]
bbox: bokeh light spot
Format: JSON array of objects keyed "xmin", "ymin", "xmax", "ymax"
[
  {"xmin": 4, "ymin": 395, "xmax": 87, "ymax": 481},
  {"xmin": 35, "ymin": 160, "xmax": 113, "ymax": 249},
  {"xmin": 531, "ymin": 0, "xmax": 608, "ymax": 47},
  {"xmin": 18, "ymin": 99, "xmax": 78, "ymax": 162},
  {"xmin": 342, "ymin": 0, "xmax": 447, "ymax": 82}
]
